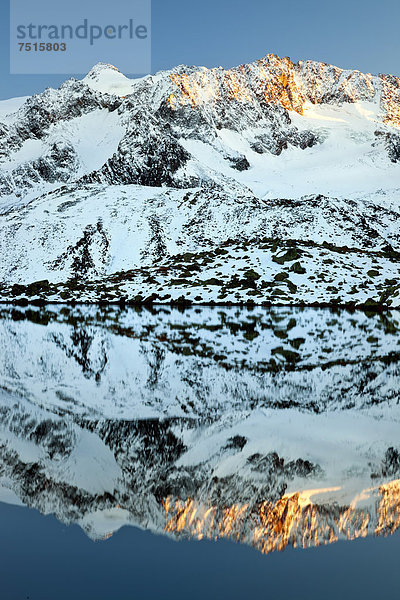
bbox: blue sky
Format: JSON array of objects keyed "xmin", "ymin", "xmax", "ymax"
[{"xmin": 1, "ymin": 0, "xmax": 400, "ymax": 99}]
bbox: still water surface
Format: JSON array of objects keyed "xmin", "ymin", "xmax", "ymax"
[{"xmin": 0, "ymin": 304, "xmax": 399, "ymax": 599}]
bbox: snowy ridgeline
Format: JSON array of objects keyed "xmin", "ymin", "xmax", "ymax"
[
  {"xmin": 0, "ymin": 56, "xmax": 400, "ymax": 306},
  {"xmin": 0, "ymin": 304, "xmax": 399, "ymax": 550}
]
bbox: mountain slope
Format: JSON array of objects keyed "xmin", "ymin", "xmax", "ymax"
[{"xmin": 0, "ymin": 55, "xmax": 399, "ymax": 306}]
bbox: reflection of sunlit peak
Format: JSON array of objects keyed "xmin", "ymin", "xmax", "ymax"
[
  {"xmin": 376, "ymin": 479, "xmax": 400, "ymax": 536},
  {"xmin": 162, "ymin": 479, "xmax": 400, "ymax": 556}
]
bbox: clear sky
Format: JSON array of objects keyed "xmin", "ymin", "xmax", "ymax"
[{"xmin": 1, "ymin": 0, "xmax": 400, "ymax": 100}]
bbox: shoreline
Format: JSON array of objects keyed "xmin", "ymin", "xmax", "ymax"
[{"xmin": 0, "ymin": 298, "xmax": 398, "ymax": 312}]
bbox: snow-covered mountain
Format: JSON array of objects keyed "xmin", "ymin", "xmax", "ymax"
[
  {"xmin": 0, "ymin": 55, "xmax": 400, "ymax": 306},
  {"xmin": 0, "ymin": 304, "xmax": 399, "ymax": 551}
]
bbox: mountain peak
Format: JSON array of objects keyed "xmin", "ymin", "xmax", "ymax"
[
  {"xmin": 86, "ymin": 62, "xmax": 121, "ymax": 74},
  {"xmin": 82, "ymin": 62, "xmax": 137, "ymax": 97}
]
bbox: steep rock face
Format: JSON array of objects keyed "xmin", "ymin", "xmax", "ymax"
[
  {"xmin": 375, "ymin": 129, "xmax": 400, "ymax": 163},
  {"xmin": 165, "ymin": 56, "xmax": 305, "ymax": 113},
  {"xmin": 297, "ymin": 59, "xmax": 377, "ymax": 106},
  {"xmin": 0, "ymin": 141, "xmax": 79, "ymax": 198},
  {"xmin": 81, "ymin": 114, "xmax": 194, "ymax": 188},
  {"xmin": 164, "ymin": 54, "xmax": 400, "ymax": 127},
  {"xmin": 381, "ymin": 74, "xmax": 400, "ymax": 127}
]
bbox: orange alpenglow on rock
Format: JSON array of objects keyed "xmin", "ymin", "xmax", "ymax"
[
  {"xmin": 162, "ymin": 479, "xmax": 400, "ymax": 555},
  {"xmin": 166, "ymin": 54, "xmax": 305, "ymax": 114},
  {"xmin": 165, "ymin": 52, "xmax": 400, "ymax": 128},
  {"xmin": 381, "ymin": 74, "xmax": 400, "ymax": 128}
]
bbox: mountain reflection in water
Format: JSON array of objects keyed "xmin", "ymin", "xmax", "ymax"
[
  {"xmin": 0, "ymin": 304, "xmax": 399, "ymax": 556},
  {"xmin": 163, "ymin": 480, "xmax": 400, "ymax": 554}
]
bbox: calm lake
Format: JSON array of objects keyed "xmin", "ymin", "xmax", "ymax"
[{"xmin": 0, "ymin": 304, "xmax": 399, "ymax": 599}]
